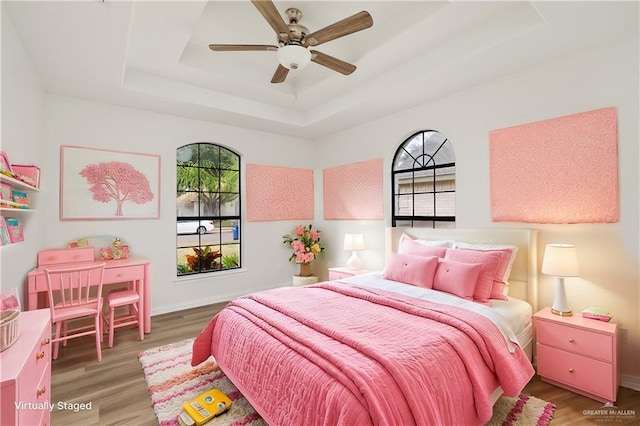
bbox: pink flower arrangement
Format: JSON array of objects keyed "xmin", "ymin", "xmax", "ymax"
[{"xmin": 283, "ymin": 224, "xmax": 325, "ymax": 264}]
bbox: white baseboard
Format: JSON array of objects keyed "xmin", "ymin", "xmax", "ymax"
[
  {"xmin": 150, "ymin": 291, "xmax": 242, "ymax": 316},
  {"xmin": 150, "ymin": 282, "xmax": 291, "ymax": 316},
  {"xmin": 621, "ymin": 374, "xmax": 640, "ymax": 392}
]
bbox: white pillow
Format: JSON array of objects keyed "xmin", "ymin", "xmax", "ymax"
[
  {"xmin": 451, "ymin": 241, "xmax": 518, "ymax": 284},
  {"xmin": 399, "ymin": 232, "xmax": 452, "ymax": 248}
]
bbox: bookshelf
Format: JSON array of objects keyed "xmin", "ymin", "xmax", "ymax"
[{"xmin": 1, "ymin": 173, "xmax": 39, "ymax": 245}]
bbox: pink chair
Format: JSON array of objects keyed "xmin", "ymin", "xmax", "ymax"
[
  {"xmin": 44, "ymin": 263, "xmax": 106, "ymax": 362},
  {"xmin": 104, "ymin": 282, "xmax": 144, "ymax": 348}
]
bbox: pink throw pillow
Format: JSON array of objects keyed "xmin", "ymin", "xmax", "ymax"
[
  {"xmin": 433, "ymin": 259, "xmax": 482, "ymax": 300},
  {"xmin": 382, "ymin": 254, "xmax": 438, "ymax": 289},
  {"xmin": 456, "ymin": 248, "xmax": 512, "ymax": 301},
  {"xmin": 460, "ymin": 247, "xmax": 514, "ymax": 300},
  {"xmin": 444, "ymin": 249, "xmax": 501, "ymax": 304},
  {"xmin": 398, "ymin": 236, "xmax": 447, "ymax": 258}
]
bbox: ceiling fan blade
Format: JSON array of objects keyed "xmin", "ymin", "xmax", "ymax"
[
  {"xmin": 209, "ymin": 44, "xmax": 278, "ymax": 52},
  {"xmin": 251, "ymin": 0, "xmax": 290, "ymax": 39},
  {"xmin": 310, "ymin": 50, "xmax": 356, "ymax": 75},
  {"xmin": 305, "ymin": 11, "xmax": 373, "ymax": 47},
  {"xmin": 271, "ymin": 64, "xmax": 289, "ymax": 84}
]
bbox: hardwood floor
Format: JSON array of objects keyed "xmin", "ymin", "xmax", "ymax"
[{"xmin": 50, "ymin": 303, "xmax": 640, "ymax": 425}]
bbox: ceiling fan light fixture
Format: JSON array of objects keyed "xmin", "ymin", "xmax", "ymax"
[{"xmin": 277, "ymin": 45, "xmax": 311, "ymax": 70}]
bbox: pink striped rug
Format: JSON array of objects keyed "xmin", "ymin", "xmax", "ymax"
[
  {"xmin": 138, "ymin": 338, "xmax": 264, "ymax": 426},
  {"xmin": 489, "ymin": 393, "xmax": 555, "ymax": 426},
  {"xmin": 139, "ymin": 338, "xmax": 554, "ymax": 426}
]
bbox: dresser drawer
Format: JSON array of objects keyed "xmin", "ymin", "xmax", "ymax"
[
  {"xmin": 537, "ymin": 344, "xmax": 615, "ymax": 401},
  {"xmin": 536, "ymin": 320, "xmax": 613, "ymax": 362},
  {"xmin": 104, "ymin": 265, "xmax": 145, "ymax": 283},
  {"xmin": 18, "ymin": 362, "xmax": 51, "ymax": 426},
  {"xmin": 19, "ymin": 323, "xmax": 51, "ymax": 402}
]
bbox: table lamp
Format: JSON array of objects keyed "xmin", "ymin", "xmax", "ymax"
[
  {"xmin": 541, "ymin": 243, "xmax": 580, "ymax": 316},
  {"xmin": 343, "ymin": 233, "xmax": 364, "ymax": 270}
]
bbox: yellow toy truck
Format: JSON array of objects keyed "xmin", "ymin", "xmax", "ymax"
[{"xmin": 177, "ymin": 389, "xmax": 232, "ymax": 426}]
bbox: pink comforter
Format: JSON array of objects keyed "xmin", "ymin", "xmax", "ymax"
[{"xmin": 192, "ymin": 283, "xmax": 534, "ymax": 425}]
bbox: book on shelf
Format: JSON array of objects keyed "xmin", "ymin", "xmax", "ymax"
[
  {"xmin": 0, "ymin": 200, "xmax": 29, "ymax": 209},
  {"xmin": 0, "ymin": 182, "xmax": 11, "ymax": 200},
  {"xmin": 5, "ymin": 218, "xmax": 23, "ymax": 243},
  {"xmin": 11, "ymin": 190, "xmax": 28, "ymax": 206},
  {"xmin": 11, "ymin": 164, "xmax": 40, "ymax": 188},
  {"xmin": 0, "ymin": 217, "xmax": 11, "ymax": 245}
]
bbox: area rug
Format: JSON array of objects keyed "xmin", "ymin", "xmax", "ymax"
[
  {"xmin": 138, "ymin": 338, "xmax": 265, "ymax": 426},
  {"xmin": 139, "ymin": 338, "xmax": 555, "ymax": 426}
]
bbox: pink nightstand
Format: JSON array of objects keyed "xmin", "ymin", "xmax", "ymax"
[
  {"xmin": 533, "ymin": 307, "xmax": 618, "ymax": 404},
  {"xmin": 328, "ymin": 267, "xmax": 372, "ymax": 280}
]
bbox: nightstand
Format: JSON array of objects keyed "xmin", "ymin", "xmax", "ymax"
[
  {"xmin": 533, "ymin": 307, "xmax": 618, "ymax": 404},
  {"xmin": 328, "ymin": 267, "xmax": 372, "ymax": 280}
]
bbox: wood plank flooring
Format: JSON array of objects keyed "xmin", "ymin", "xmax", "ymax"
[{"xmin": 51, "ymin": 303, "xmax": 640, "ymax": 425}]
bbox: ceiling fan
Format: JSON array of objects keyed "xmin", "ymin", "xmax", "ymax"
[{"xmin": 208, "ymin": 0, "xmax": 374, "ymax": 84}]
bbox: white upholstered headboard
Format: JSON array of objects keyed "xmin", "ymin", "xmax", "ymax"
[{"xmin": 385, "ymin": 227, "xmax": 539, "ymax": 310}]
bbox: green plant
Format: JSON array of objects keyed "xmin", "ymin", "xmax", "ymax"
[
  {"xmin": 177, "ymin": 263, "xmax": 191, "ymax": 275},
  {"xmin": 221, "ymin": 253, "xmax": 239, "ymax": 269}
]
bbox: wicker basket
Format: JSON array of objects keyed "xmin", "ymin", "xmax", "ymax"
[{"xmin": 0, "ymin": 309, "xmax": 20, "ymax": 352}]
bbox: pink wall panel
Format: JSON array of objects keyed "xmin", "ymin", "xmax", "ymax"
[
  {"xmin": 246, "ymin": 164, "xmax": 314, "ymax": 222},
  {"xmin": 490, "ymin": 107, "xmax": 618, "ymax": 223},
  {"xmin": 323, "ymin": 158, "xmax": 384, "ymax": 220}
]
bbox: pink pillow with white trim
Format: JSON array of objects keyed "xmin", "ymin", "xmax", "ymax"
[
  {"xmin": 382, "ymin": 254, "xmax": 438, "ymax": 289},
  {"xmin": 453, "ymin": 247, "xmax": 513, "ymax": 301},
  {"xmin": 454, "ymin": 245, "xmax": 518, "ymax": 300},
  {"xmin": 398, "ymin": 235, "xmax": 447, "ymax": 258},
  {"xmin": 444, "ymin": 248, "xmax": 501, "ymax": 304},
  {"xmin": 452, "ymin": 242, "xmax": 518, "ymax": 297},
  {"xmin": 433, "ymin": 259, "xmax": 482, "ymax": 300}
]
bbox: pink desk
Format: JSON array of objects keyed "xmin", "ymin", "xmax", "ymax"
[{"xmin": 27, "ymin": 253, "xmax": 151, "ymax": 334}]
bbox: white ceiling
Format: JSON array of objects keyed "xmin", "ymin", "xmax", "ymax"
[{"xmin": 4, "ymin": 1, "xmax": 638, "ymax": 139}]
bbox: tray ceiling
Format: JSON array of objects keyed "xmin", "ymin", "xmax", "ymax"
[{"xmin": 4, "ymin": 1, "xmax": 637, "ymax": 139}]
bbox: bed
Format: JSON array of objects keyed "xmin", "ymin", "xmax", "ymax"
[{"xmin": 192, "ymin": 227, "xmax": 539, "ymax": 425}]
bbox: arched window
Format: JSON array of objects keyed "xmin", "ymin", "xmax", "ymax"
[
  {"xmin": 176, "ymin": 143, "xmax": 241, "ymax": 275},
  {"xmin": 392, "ymin": 130, "xmax": 456, "ymax": 228}
]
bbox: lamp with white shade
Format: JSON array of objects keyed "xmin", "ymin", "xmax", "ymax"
[
  {"xmin": 541, "ymin": 243, "xmax": 580, "ymax": 316},
  {"xmin": 343, "ymin": 233, "xmax": 364, "ymax": 270}
]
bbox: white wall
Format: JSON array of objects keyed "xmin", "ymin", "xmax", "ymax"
[
  {"xmin": 313, "ymin": 35, "xmax": 640, "ymax": 379},
  {"xmin": 0, "ymin": 5, "xmax": 45, "ymax": 303},
  {"xmin": 42, "ymin": 95, "xmax": 315, "ymax": 313}
]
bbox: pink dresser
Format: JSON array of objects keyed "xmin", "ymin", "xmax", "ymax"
[
  {"xmin": 0, "ymin": 309, "xmax": 51, "ymax": 425},
  {"xmin": 534, "ymin": 307, "xmax": 618, "ymax": 404}
]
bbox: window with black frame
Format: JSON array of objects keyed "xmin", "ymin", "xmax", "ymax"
[
  {"xmin": 392, "ymin": 130, "xmax": 456, "ymax": 228},
  {"xmin": 176, "ymin": 143, "xmax": 241, "ymax": 276}
]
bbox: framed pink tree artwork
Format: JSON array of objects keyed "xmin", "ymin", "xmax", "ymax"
[{"xmin": 60, "ymin": 146, "xmax": 160, "ymax": 220}]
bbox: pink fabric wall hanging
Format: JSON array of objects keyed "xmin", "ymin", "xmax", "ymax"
[
  {"xmin": 490, "ymin": 107, "xmax": 618, "ymax": 223},
  {"xmin": 246, "ymin": 164, "xmax": 314, "ymax": 222},
  {"xmin": 323, "ymin": 158, "xmax": 384, "ymax": 220}
]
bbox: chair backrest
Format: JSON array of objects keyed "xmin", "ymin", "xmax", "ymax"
[{"xmin": 44, "ymin": 263, "xmax": 106, "ymax": 309}]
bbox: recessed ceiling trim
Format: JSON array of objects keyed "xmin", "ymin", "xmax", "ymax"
[{"xmin": 122, "ymin": 67, "xmax": 307, "ymax": 126}]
